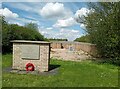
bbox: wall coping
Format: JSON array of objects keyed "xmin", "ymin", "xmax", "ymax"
[
  {"xmin": 50, "ymin": 41, "xmax": 96, "ymax": 45},
  {"xmin": 11, "ymin": 40, "xmax": 51, "ymax": 44}
]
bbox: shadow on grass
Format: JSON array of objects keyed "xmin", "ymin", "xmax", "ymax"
[{"xmin": 49, "ymin": 64, "xmax": 61, "ymax": 71}]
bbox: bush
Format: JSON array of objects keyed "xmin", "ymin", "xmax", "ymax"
[
  {"xmin": 86, "ymin": 3, "xmax": 120, "ymax": 64},
  {"xmin": 76, "ymin": 2, "xmax": 120, "ymax": 65}
]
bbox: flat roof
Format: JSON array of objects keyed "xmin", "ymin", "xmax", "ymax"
[{"xmin": 11, "ymin": 40, "xmax": 51, "ymax": 44}]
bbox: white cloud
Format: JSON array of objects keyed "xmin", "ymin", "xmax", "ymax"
[
  {"xmin": 5, "ymin": 3, "xmax": 42, "ymax": 14},
  {"xmin": 80, "ymin": 24, "xmax": 86, "ymax": 29},
  {"xmin": 39, "ymin": 26, "xmax": 81, "ymax": 41},
  {"xmin": 53, "ymin": 7, "xmax": 93, "ymax": 28},
  {"xmin": 15, "ymin": 3, "xmax": 38, "ymax": 12},
  {"xmin": 75, "ymin": 7, "xmax": 90, "ymax": 18},
  {"xmin": 46, "ymin": 27, "xmax": 53, "ymax": 30},
  {"xmin": 17, "ymin": 17, "xmax": 39, "ymax": 24},
  {"xmin": 0, "ymin": 7, "xmax": 40, "ymax": 26},
  {"xmin": 40, "ymin": 3, "xmax": 73, "ymax": 19},
  {"xmin": 8, "ymin": 21, "xmax": 23, "ymax": 26},
  {"xmin": 0, "ymin": 8, "xmax": 25, "ymax": 26},
  {"xmin": 56, "ymin": 29, "xmax": 81, "ymax": 41},
  {"xmin": 39, "ymin": 26, "xmax": 56, "ymax": 38},
  {"xmin": 71, "ymin": 29, "xmax": 79, "ymax": 33},
  {"xmin": 53, "ymin": 17, "xmax": 77, "ymax": 28},
  {"xmin": 0, "ymin": 8, "xmax": 19, "ymax": 19},
  {"xmin": 6, "ymin": 16, "xmax": 39, "ymax": 26},
  {"xmin": 74, "ymin": 7, "xmax": 94, "ymax": 23}
]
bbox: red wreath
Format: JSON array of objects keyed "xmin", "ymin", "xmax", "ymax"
[{"xmin": 26, "ymin": 63, "xmax": 34, "ymax": 71}]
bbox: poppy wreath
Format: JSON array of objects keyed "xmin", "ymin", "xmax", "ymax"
[{"xmin": 26, "ymin": 63, "xmax": 34, "ymax": 71}]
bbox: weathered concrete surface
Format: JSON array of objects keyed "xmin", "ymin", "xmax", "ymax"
[
  {"xmin": 50, "ymin": 49, "xmax": 92, "ymax": 61},
  {"xmin": 11, "ymin": 40, "xmax": 50, "ymax": 72},
  {"xmin": 50, "ymin": 41, "xmax": 98, "ymax": 57}
]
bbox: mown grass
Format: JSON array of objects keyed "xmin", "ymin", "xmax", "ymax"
[{"xmin": 2, "ymin": 54, "xmax": 118, "ymax": 87}]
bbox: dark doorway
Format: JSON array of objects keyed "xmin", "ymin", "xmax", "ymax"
[{"xmin": 61, "ymin": 43, "xmax": 64, "ymax": 49}]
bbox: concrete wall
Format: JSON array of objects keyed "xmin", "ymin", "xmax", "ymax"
[
  {"xmin": 51, "ymin": 41, "xmax": 97, "ymax": 57},
  {"xmin": 12, "ymin": 41, "xmax": 50, "ymax": 72}
]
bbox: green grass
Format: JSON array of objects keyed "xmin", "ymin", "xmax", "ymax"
[{"xmin": 2, "ymin": 54, "xmax": 118, "ymax": 87}]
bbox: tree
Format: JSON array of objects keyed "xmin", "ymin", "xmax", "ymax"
[
  {"xmin": 77, "ymin": 2, "xmax": 120, "ymax": 64},
  {"xmin": 74, "ymin": 35, "xmax": 90, "ymax": 43},
  {"xmin": 25, "ymin": 22, "xmax": 39, "ymax": 31},
  {"xmin": 2, "ymin": 17, "xmax": 47, "ymax": 53}
]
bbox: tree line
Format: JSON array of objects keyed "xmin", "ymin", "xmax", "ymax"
[
  {"xmin": 1, "ymin": 16, "xmax": 47, "ymax": 53},
  {"xmin": 48, "ymin": 38, "xmax": 68, "ymax": 41}
]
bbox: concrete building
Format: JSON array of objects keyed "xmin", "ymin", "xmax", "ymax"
[
  {"xmin": 11, "ymin": 40, "xmax": 50, "ymax": 72},
  {"xmin": 50, "ymin": 41, "xmax": 97, "ymax": 57}
]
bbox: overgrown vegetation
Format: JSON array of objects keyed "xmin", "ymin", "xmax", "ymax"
[
  {"xmin": 48, "ymin": 38, "xmax": 68, "ymax": 41},
  {"xmin": 2, "ymin": 54, "xmax": 118, "ymax": 87},
  {"xmin": 77, "ymin": 2, "xmax": 120, "ymax": 64},
  {"xmin": 1, "ymin": 16, "xmax": 46, "ymax": 54},
  {"xmin": 74, "ymin": 35, "xmax": 90, "ymax": 43}
]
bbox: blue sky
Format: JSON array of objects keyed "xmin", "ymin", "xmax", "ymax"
[{"xmin": 1, "ymin": 2, "xmax": 91, "ymax": 41}]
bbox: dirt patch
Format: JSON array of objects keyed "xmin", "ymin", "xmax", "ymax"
[{"xmin": 50, "ymin": 49, "xmax": 93, "ymax": 61}]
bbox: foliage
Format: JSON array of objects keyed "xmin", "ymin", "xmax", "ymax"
[
  {"xmin": 74, "ymin": 35, "xmax": 91, "ymax": 43},
  {"xmin": 78, "ymin": 2, "xmax": 120, "ymax": 61},
  {"xmin": 24, "ymin": 22, "xmax": 39, "ymax": 32},
  {"xmin": 2, "ymin": 54, "xmax": 118, "ymax": 87},
  {"xmin": 48, "ymin": 38, "xmax": 68, "ymax": 41},
  {"xmin": 2, "ymin": 16, "xmax": 46, "ymax": 53}
]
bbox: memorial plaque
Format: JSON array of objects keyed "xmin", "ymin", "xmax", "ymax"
[{"xmin": 21, "ymin": 44, "xmax": 39, "ymax": 59}]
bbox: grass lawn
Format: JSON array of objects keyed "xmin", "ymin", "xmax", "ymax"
[{"xmin": 2, "ymin": 54, "xmax": 118, "ymax": 87}]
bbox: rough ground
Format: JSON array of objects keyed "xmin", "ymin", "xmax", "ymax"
[{"xmin": 50, "ymin": 49, "xmax": 92, "ymax": 61}]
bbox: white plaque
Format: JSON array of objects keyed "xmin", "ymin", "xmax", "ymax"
[{"xmin": 21, "ymin": 44, "xmax": 39, "ymax": 59}]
